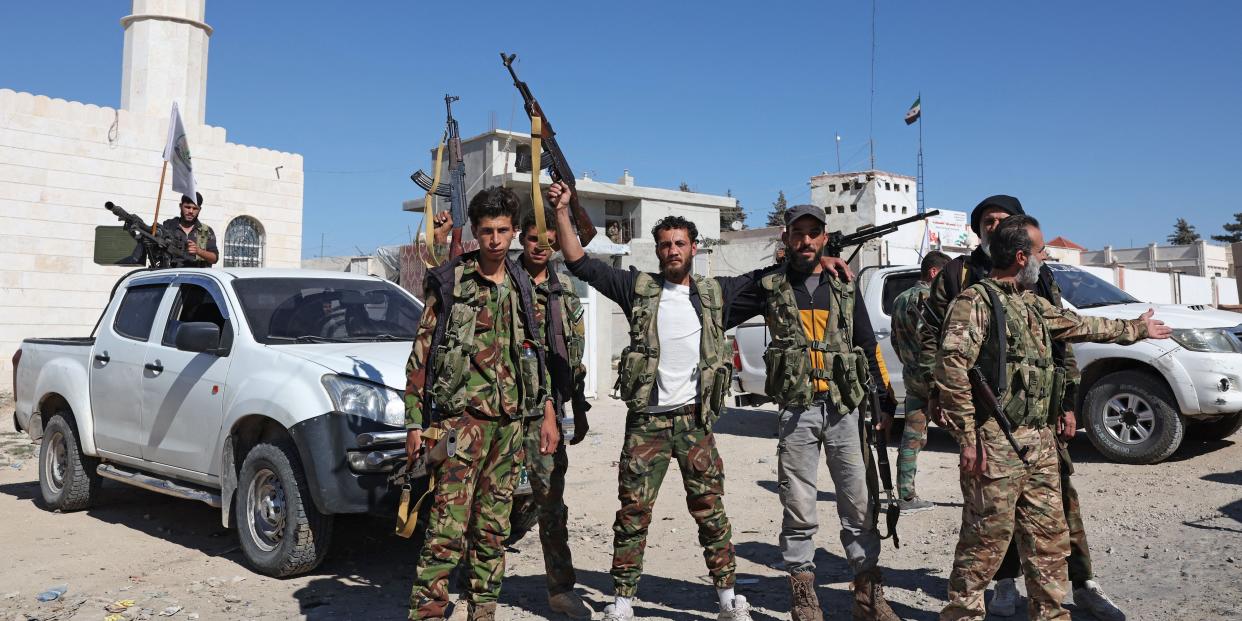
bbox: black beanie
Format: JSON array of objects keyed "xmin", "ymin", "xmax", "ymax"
[{"xmin": 970, "ymin": 195, "xmax": 1023, "ymax": 234}]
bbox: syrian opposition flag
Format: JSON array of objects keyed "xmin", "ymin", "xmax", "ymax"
[
  {"xmin": 162, "ymin": 102, "xmax": 196, "ymax": 200},
  {"xmin": 904, "ymin": 96, "xmax": 921, "ymax": 125}
]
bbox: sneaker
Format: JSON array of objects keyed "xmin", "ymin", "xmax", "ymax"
[
  {"xmin": 1074, "ymin": 580, "xmax": 1126, "ymax": 621},
  {"xmin": 602, "ymin": 603, "xmax": 634, "ymax": 621},
  {"xmin": 548, "ymin": 591, "xmax": 594, "ymax": 619},
  {"xmin": 988, "ymin": 578, "xmax": 1019, "ymax": 617},
  {"xmin": 898, "ymin": 496, "xmax": 935, "ymax": 514},
  {"xmin": 718, "ymin": 595, "xmax": 753, "ymax": 621}
]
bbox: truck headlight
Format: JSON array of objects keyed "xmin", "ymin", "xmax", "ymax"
[
  {"xmin": 1170, "ymin": 328, "xmax": 1241, "ymax": 353},
  {"xmin": 321, "ymin": 375, "xmax": 406, "ymax": 426}
]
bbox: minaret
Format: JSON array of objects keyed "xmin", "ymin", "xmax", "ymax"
[{"xmin": 119, "ymin": 0, "xmax": 212, "ymax": 125}]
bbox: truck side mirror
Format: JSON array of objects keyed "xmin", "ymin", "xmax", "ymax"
[{"xmin": 175, "ymin": 322, "xmax": 221, "ymax": 354}]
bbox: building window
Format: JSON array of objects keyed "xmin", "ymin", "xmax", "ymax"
[
  {"xmin": 836, "ymin": 205, "xmax": 844, "ymax": 214},
  {"xmin": 904, "ymin": 184, "xmax": 910, "ymax": 192},
  {"xmin": 604, "ymin": 200, "xmax": 631, "ymax": 244},
  {"xmin": 884, "ymin": 182, "xmax": 891, "ymax": 191},
  {"xmin": 223, "ymin": 216, "xmax": 265, "ymax": 267},
  {"xmin": 828, "ymin": 184, "xmax": 836, "ymax": 192},
  {"xmin": 850, "ymin": 204, "xmax": 858, "ymax": 212},
  {"xmin": 902, "ymin": 206, "xmax": 908, "ymax": 214}
]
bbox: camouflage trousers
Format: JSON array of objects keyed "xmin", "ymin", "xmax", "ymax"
[
  {"xmin": 611, "ymin": 408, "xmax": 736, "ymax": 597},
  {"xmin": 995, "ymin": 440, "xmax": 1092, "ymax": 584},
  {"xmin": 409, "ymin": 412, "xmax": 524, "ymax": 620},
  {"xmin": 941, "ymin": 423, "xmax": 1070, "ymax": 621},
  {"xmin": 897, "ymin": 395, "xmax": 929, "ymax": 500},
  {"xmin": 521, "ymin": 415, "xmax": 577, "ymax": 595}
]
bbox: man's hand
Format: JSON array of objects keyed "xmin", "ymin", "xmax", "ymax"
[
  {"xmin": 960, "ymin": 437, "xmax": 987, "ymax": 476},
  {"xmin": 540, "ymin": 401, "xmax": 559, "ymax": 455},
  {"xmin": 928, "ymin": 393, "xmax": 949, "ymax": 428},
  {"xmin": 431, "ymin": 211, "xmax": 452, "ymax": 246},
  {"xmin": 546, "ymin": 181, "xmax": 572, "ymax": 211},
  {"xmin": 876, "ymin": 411, "xmax": 892, "ymax": 433},
  {"xmin": 1138, "ymin": 308, "xmax": 1172, "ymax": 339},
  {"xmin": 819, "ymin": 255, "xmax": 854, "ymax": 281},
  {"xmin": 405, "ymin": 428, "xmax": 423, "ymax": 461},
  {"xmin": 187, "ymin": 240, "xmax": 199, "ymax": 257},
  {"xmin": 570, "ymin": 411, "xmax": 590, "ymax": 445},
  {"xmin": 1058, "ymin": 410, "xmax": 1077, "ymax": 441}
]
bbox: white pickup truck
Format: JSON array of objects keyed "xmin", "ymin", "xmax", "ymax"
[
  {"xmin": 732, "ymin": 263, "xmax": 1242, "ymax": 464},
  {"xmin": 13, "ymin": 267, "xmax": 427, "ymax": 576}
]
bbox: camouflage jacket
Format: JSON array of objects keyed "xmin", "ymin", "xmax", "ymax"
[
  {"xmin": 159, "ymin": 217, "xmax": 217, "ymax": 268},
  {"xmin": 934, "ymin": 278, "xmax": 1149, "ymax": 448},
  {"xmin": 403, "ymin": 252, "xmax": 551, "ymax": 428},
  {"xmin": 529, "ymin": 268, "xmax": 589, "ymax": 418},
  {"xmin": 918, "ymin": 247, "xmax": 1081, "ymax": 411},
  {"xmin": 890, "ymin": 280, "xmax": 930, "ymax": 400}
]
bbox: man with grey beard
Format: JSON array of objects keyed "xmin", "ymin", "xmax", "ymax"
[{"xmin": 916, "ymin": 196, "xmax": 1125, "ymax": 621}]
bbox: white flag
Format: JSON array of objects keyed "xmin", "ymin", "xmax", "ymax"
[{"xmin": 162, "ymin": 102, "xmax": 196, "ymax": 201}]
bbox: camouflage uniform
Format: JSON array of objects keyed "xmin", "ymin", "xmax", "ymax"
[
  {"xmin": 158, "ymin": 217, "xmax": 217, "ymax": 267},
  {"xmin": 935, "ymin": 278, "xmax": 1149, "ymax": 621},
  {"xmin": 919, "ymin": 249, "xmax": 1095, "ymax": 585},
  {"xmin": 403, "ymin": 253, "xmax": 550, "ymax": 620},
  {"xmin": 890, "ymin": 280, "xmax": 930, "ymax": 501}
]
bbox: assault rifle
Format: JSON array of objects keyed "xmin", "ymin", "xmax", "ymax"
[
  {"xmin": 500, "ymin": 52, "xmax": 597, "ymax": 246},
  {"xmin": 825, "ymin": 209, "xmax": 941, "ymax": 262},
  {"xmin": 105, "ymin": 201, "xmax": 193, "ymax": 268},
  {"xmin": 967, "ymin": 367, "xmax": 1031, "ymax": 465},
  {"xmin": 412, "ymin": 94, "xmax": 468, "ymax": 259},
  {"xmin": 862, "ymin": 368, "xmax": 900, "ymax": 548}
]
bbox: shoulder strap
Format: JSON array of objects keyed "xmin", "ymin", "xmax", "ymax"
[
  {"xmin": 633, "ymin": 271, "xmax": 662, "ymax": 297},
  {"xmin": 979, "ymin": 282, "xmax": 1008, "ymax": 397},
  {"xmin": 545, "ymin": 270, "xmax": 570, "ymax": 361}
]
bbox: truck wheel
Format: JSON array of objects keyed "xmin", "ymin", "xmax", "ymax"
[
  {"xmin": 38, "ymin": 413, "xmax": 101, "ymax": 511},
  {"xmin": 505, "ymin": 494, "xmax": 539, "ymax": 545},
  {"xmin": 1186, "ymin": 412, "xmax": 1242, "ymax": 442},
  {"xmin": 1083, "ymin": 370, "xmax": 1183, "ymax": 464},
  {"xmin": 235, "ymin": 441, "xmax": 333, "ymax": 577}
]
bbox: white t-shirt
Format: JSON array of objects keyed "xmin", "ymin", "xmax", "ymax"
[{"xmin": 645, "ymin": 281, "xmax": 702, "ymax": 412}]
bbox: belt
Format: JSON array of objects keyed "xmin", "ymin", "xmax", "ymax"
[{"xmin": 644, "ymin": 403, "xmax": 699, "ymax": 417}]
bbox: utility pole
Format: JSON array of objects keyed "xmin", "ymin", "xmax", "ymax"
[
  {"xmin": 320, "ymin": 233, "xmax": 325, "ymax": 259},
  {"xmin": 835, "ymin": 132, "xmax": 842, "ymax": 172}
]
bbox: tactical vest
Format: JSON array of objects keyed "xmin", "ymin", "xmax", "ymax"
[
  {"xmin": 613, "ymin": 273, "xmax": 731, "ymax": 424},
  {"xmin": 423, "ymin": 253, "xmax": 545, "ymax": 420},
  {"xmin": 760, "ymin": 268, "xmax": 867, "ymax": 412},
  {"xmin": 537, "ymin": 269, "xmax": 588, "ymax": 417},
  {"xmin": 974, "ymin": 280, "xmax": 1057, "ymax": 430}
]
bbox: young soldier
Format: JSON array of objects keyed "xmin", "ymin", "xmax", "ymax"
[
  {"xmin": 758, "ymin": 204, "xmax": 901, "ymax": 621},
  {"xmin": 403, "ymin": 187, "xmax": 560, "ymax": 621},
  {"xmin": 935, "ymin": 215, "xmax": 1170, "ymax": 621},
  {"xmin": 917, "ymin": 197, "xmax": 1123, "ymax": 620},
  {"xmin": 889, "ymin": 250, "xmax": 950, "ymax": 514}
]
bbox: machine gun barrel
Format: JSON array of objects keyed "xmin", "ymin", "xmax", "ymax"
[{"xmin": 827, "ymin": 209, "xmax": 940, "ymax": 261}]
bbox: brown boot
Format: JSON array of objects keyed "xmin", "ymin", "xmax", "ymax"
[
  {"xmin": 467, "ymin": 602, "xmax": 496, "ymax": 621},
  {"xmin": 852, "ymin": 568, "xmax": 900, "ymax": 621},
  {"xmin": 789, "ymin": 571, "xmax": 824, "ymax": 621}
]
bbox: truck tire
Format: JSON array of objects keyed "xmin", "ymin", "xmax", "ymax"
[
  {"xmin": 235, "ymin": 441, "xmax": 333, "ymax": 577},
  {"xmin": 38, "ymin": 413, "xmax": 101, "ymax": 511},
  {"xmin": 1186, "ymin": 412, "xmax": 1242, "ymax": 442},
  {"xmin": 1083, "ymin": 370, "xmax": 1184, "ymax": 464}
]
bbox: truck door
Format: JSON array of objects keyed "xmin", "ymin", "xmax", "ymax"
[
  {"xmin": 140, "ymin": 275, "xmax": 234, "ymax": 475},
  {"xmin": 89, "ymin": 279, "xmax": 173, "ymax": 458}
]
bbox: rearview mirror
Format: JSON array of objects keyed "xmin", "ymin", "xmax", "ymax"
[{"xmin": 175, "ymin": 322, "xmax": 221, "ymax": 354}]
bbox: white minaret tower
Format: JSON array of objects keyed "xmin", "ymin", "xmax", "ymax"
[{"xmin": 119, "ymin": 0, "xmax": 212, "ymax": 125}]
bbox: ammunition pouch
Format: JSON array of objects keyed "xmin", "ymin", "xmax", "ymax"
[
  {"xmin": 1049, "ymin": 367, "xmax": 1067, "ymax": 421},
  {"xmin": 614, "ymin": 345, "xmax": 658, "ymax": 412},
  {"xmin": 429, "ymin": 345, "xmax": 469, "ymax": 413},
  {"xmin": 703, "ymin": 364, "xmax": 732, "ymax": 424},
  {"xmin": 833, "ymin": 347, "xmax": 868, "ymax": 412},
  {"xmin": 764, "ymin": 344, "xmax": 814, "ymax": 406}
]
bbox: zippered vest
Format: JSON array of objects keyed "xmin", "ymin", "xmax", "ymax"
[
  {"xmin": 975, "ymin": 280, "xmax": 1056, "ymax": 430},
  {"xmin": 613, "ymin": 273, "xmax": 731, "ymax": 424},
  {"xmin": 423, "ymin": 252, "xmax": 545, "ymax": 420},
  {"xmin": 760, "ymin": 268, "xmax": 866, "ymax": 412}
]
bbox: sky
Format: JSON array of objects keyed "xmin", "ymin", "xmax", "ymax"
[{"xmin": 3, "ymin": 1, "xmax": 1240, "ymax": 258}]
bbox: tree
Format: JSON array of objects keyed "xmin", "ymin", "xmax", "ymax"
[
  {"xmin": 766, "ymin": 190, "xmax": 788, "ymax": 227},
  {"xmin": 718, "ymin": 189, "xmax": 747, "ymax": 231},
  {"xmin": 1167, "ymin": 218, "xmax": 1201, "ymax": 245},
  {"xmin": 679, "ymin": 181, "xmax": 691, "ymax": 192},
  {"xmin": 1212, "ymin": 212, "xmax": 1242, "ymax": 244}
]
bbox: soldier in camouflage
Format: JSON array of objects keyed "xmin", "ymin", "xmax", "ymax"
[
  {"xmin": 154, "ymin": 192, "xmax": 218, "ymax": 267},
  {"xmin": 548, "ymin": 182, "xmax": 813, "ymax": 621},
  {"xmin": 934, "ymin": 215, "xmax": 1171, "ymax": 621},
  {"xmin": 890, "ymin": 250, "xmax": 949, "ymax": 514},
  {"xmin": 917, "ymin": 196, "xmax": 1125, "ymax": 620},
  {"xmin": 403, "ymin": 187, "xmax": 560, "ymax": 621}
]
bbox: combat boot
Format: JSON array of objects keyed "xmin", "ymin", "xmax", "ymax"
[
  {"xmin": 1073, "ymin": 580, "xmax": 1126, "ymax": 621},
  {"xmin": 548, "ymin": 591, "xmax": 593, "ymax": 619},
  {"xmin": 467, "ymin": 602, "xmax": 496, "ymax": 621},
  {"xmin": 789, "ymin": 571, "xmax": 824, "ymax": 621},
  {"xmin": 851, "ymin": 568, "xmax": 901, "ymax": 621}
]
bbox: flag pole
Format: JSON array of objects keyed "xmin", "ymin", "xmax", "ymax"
[{"xmin": 151, "ymin": 159, "xmax": 168, "ymax": 235}]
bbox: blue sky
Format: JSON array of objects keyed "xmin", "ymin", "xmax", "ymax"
[{"xmin": 3, "ymin": 1, "xmax": 1240, "ymax": 257}]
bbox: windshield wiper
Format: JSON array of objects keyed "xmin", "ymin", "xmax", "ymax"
[
  {"xmin": 1076, "ymin": 300, "xmax": 1133, "ymax": 309},
  {"xmin": 267, "ymin": 335, "xmax": 346, "ymax": 344},
  {"xmin": 338, "ymin": 333, "xmax": 413, "ymax": 342}
]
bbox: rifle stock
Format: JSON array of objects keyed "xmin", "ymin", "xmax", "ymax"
[{"xmin": 967, "ymin": 366, "xmax": 1031, "ymax": 465}]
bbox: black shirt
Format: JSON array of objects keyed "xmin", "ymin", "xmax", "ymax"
[{"xmin": 159, "ymin": 217, "xmax": 218, "ymax": 268}]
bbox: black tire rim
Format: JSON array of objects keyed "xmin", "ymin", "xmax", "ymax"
[
  {"xmin": 44, "ymin": 430, "xmax": 67, "ymax": 494},
  {"xmin": 1102, "ymin": 392, "xmax": 1157, "ymax": 445},
  {"xmin": 246, "ymin": 468, "xmax": 287, "ymax": 553}
]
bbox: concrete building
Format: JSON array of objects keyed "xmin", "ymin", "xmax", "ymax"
[
  {"xmin": 402, "ymin": 128, "xmax": 737, "ymax": 395},
  {"xmin": 1046, "ymin": 236, "xmax": 1085, "ymax": 265},
  {"xmin": 1079, "ymin": 241, "xmax": 1234, "ymax": 279},
  {"xmin": 0, "ymin": 0, "xmax": 304, "ymax": 378},
  {"xmin": 809, "ymin": 169, "xmax": 973, "ymax": 268}
]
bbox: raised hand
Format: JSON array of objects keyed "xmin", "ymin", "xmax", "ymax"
[{"xmin": 1139, "ymin": 308, "xmax": 1172, "ymax": 339}]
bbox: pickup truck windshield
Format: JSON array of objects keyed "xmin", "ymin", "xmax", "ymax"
[
  {"xmin": 233, "ymin": 278, "xmax": 421, "ymax": 344},
  {"xmin": 1048, "ymin": 265, "xmax": 1139, "ymax": 309}
]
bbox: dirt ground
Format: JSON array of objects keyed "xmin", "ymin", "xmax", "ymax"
[{"xmin": 2, "ymin": 392, "xmax": 1240, "ymax": 621}]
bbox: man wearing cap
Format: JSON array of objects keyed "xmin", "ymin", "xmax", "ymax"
[
  {"xmin": 160, "ymin": 192, "xmax": 218, "ymax": 268},
  {"xmin": 917, "ymin": 196, "xmax": 1124, "ymax": 621},
  {"xmin": 758, "ymin": 204, "xmax": 901, "ymax": 621}
]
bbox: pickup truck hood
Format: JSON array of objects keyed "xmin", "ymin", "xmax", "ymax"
[
  {"xmin": 275, "ymin": 342, "xmax": 413, "ymax": 391},
  {"xmin": 1076, "ymin": 302, "xmax": 1242, "ymax": 330}
]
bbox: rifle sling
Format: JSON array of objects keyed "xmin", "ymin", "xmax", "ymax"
[{"xmin": 530, "ymin": 116, "xmax": 552, "ymax": 251}]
